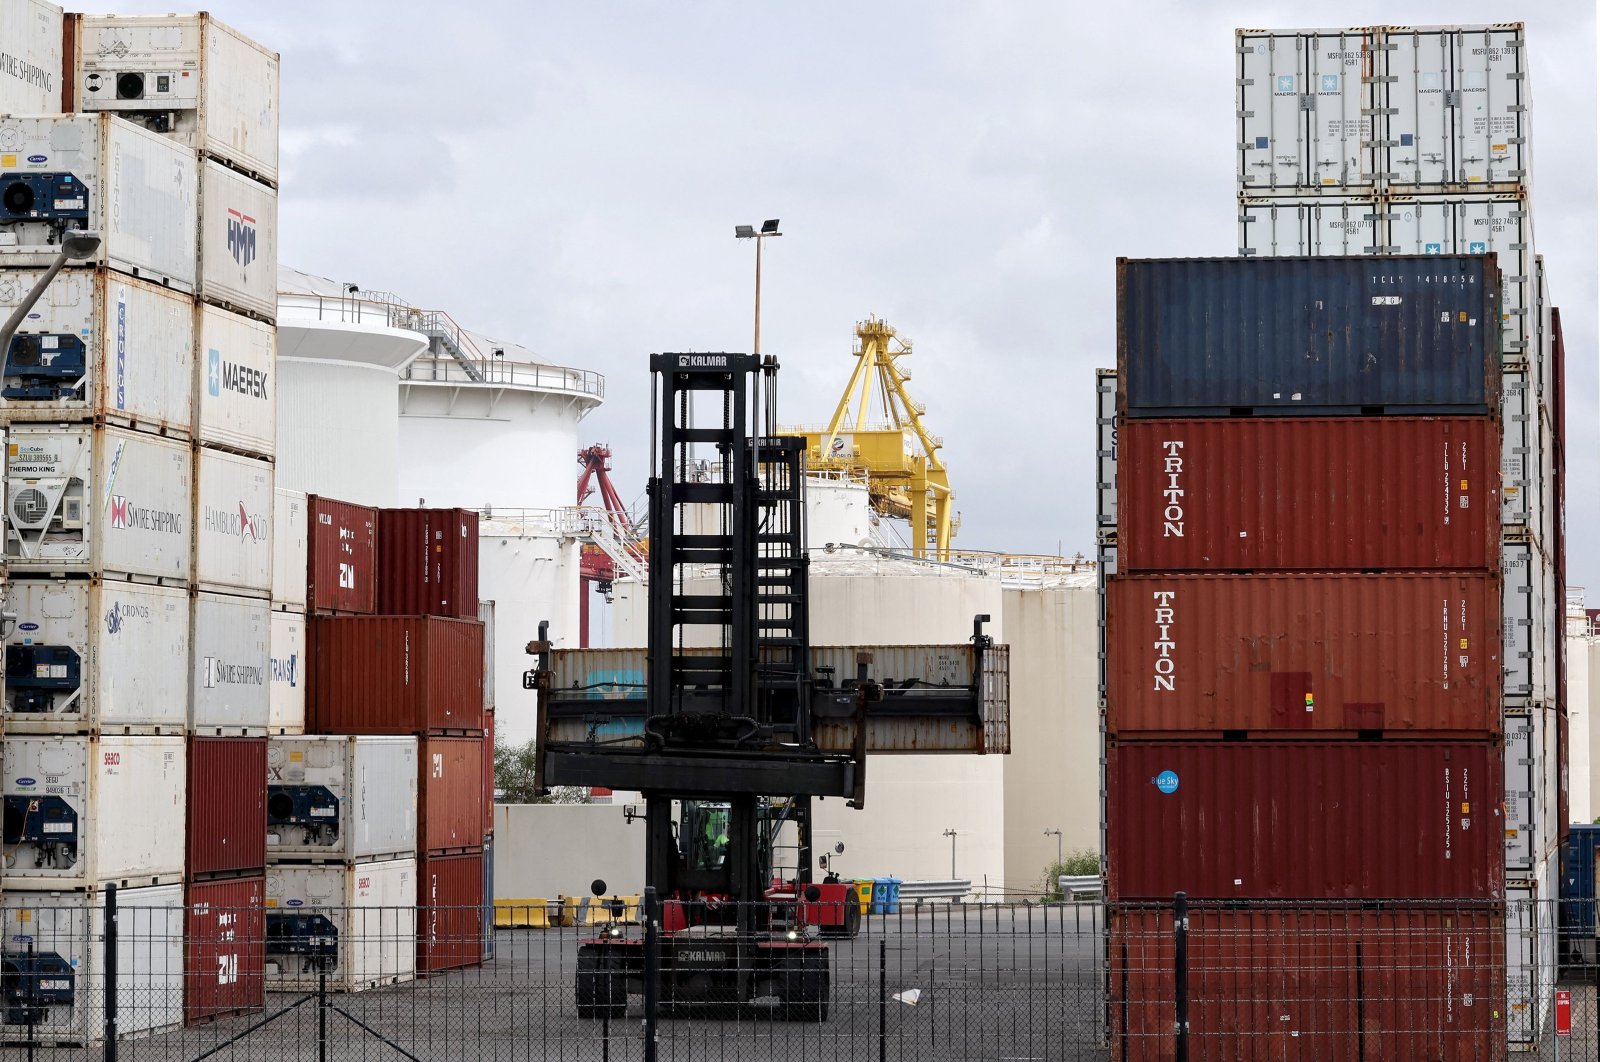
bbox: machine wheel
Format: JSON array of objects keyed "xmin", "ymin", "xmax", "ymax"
[
  {"xmin": 778, "ymin": 963, "xmax": 830, "ymax": 1022},
  {"xmin": 820, "ymin": 890, "xmax": 862, "ymax": 939},
  {"xmin": 575, "ymin": 949, "xmax": 626, "ymax": 1020}
]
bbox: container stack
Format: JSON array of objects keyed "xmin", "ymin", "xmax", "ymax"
[
  {"xmin": 1234, "ymin": 23, "xmax": 1565, "ymax": 1048},
  {"xmin": 1101, "ymin": 254, "xmax": 1507, "ymax": 1061}
]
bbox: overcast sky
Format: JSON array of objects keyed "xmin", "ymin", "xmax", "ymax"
[{"xmin": 95, "ymin": 2, "xmax": 1598, "ymax": 582}]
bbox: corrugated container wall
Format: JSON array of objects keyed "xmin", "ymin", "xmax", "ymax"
[
  {"xmin": 1109, "ymin": 905, "xmax": 1505, "ymax": 1062},
  {"xmin": 0, "ymin": 267, "xmax": 194, "ymax": 434},
  {"xmin": 266, "ymin": 735, "xmax": 417, "ymax": 862},
  {"xmin": 194, "ymin": 448, "xmax": 273, "ymax": 595},
  {"xmin": 184, "ymin": 875, "xmax": 265, "ymax": 1024},
  {"xmin": 0, "ymin": 114, "xmax": 198, "ymax": 290},
  {"xmin": 419, "ymin": 737, "xmax": 485, "ymax": 855},
  {"xmin": 416, "ymin": 850, "xmax": 485, "ymax": 973},
  {"xmin": 272, "ymin": 488, "xmax": 307, "ymax": 608},
  {"xmin": 264, "ymin": 859, "xmax": 416, "ymax": 992},
  {"xmin": 4, "ymin": 424, "xmax": 192, "ymax": 582},
  {"xmin": 307, "ymin": 495, "xmax": 376, "ymax": 614},
  {"xmin": 268, "ymin": 609, "xmax": 304, "ymax": 734},
  {"xmin": 187, "ymin": 736, "xmax": 267, "ymax": 878},
  {"xmin": 1105, "ymin": 573, "xmax": 1501, "ymax": 736},
  {"xmin": 190, "ymin": 592, "xmax": 270, "ymax": 734},
  {"xmin": 197, "ymin": 304, "xmax": 276, "ymax": 457},
  {"xmin": 2, "ymin": 734, "xmax": 186, "ymax": 888},
  {"xmin": 0, "ymin": 0, "xmax": 64, "ymax": 113},
  {"xmin": 1118, "ymin": 417, "xmax": 1499, "ymax": 571},
  {"xmin": 1116, "ymin": 256, "xmax": 1501, "ymax": 416},
  {"xmin": 3, "ymin": 576, "xmax": 189, "ymax": 732},
  {"xmin": 377, "ymin": 507, "xmax": 480, "ymax": 618},
  {"xmin": 73, "ymin": 12, "xmax": 280, "ymax": 184},
  {"xmin": 197, "ymin": 158, "xmax": 277, "ymax": 321},
  {"xmin": 310, "ymin": 616, "xmax": 485, "ymax": 735},
  {"xmin": 1105, "ymin": 741, "xmax": 1502, "ymax": 901}
]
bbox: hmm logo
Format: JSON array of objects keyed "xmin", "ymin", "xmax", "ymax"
[{"xmin": 227, "ymin": 209, "xmax": 257, "ymax": 267}]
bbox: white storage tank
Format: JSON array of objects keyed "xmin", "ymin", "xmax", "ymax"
[
  {"xmin": 265, "ymin": 859, "xmax": 416, "ymax": 992},
  {"xmin": 266, "ymin": 735, "xmax": 417, "ymax": 862},
  {"xmin": 197, "ymin": 303, "xmax": 276, "ymax": 457},
  {"xmin": 269, "ymin": 609, "xmax": 304, "ymax": 734},
  {"xmin": 1, "ymin": 734, "xmax": 186, "ymax": 889},
  {"xmin": 3, "ymin": 576, "xmax": 189, "ymax": 733},
  {"xmin": 0, "ymin": 267, "xmax": 194, "ymax": 435},
  {"xmin": 190, "ymin": 591, "xmax": 269, "ymax": 735},
  {"xmin": 0, "ymin": 0, "xmax": 64, "ymax": 114},
  {"xmin": 0, "ymin": 883, "xmax": 184, "ymax": 1043},
  {"xmin": 198, "ymin": 158, "xmax": 276, "ymax": 322},
  {"xmin": 71, "ymin": 12, "xmax": 280, "ymax": 185},
  {"xmin": 3, "ymin": 424, "xmax": 191, "ymax": 582},
  {"xmin": 0, "ymin": 114, "xmax": 198, "ymax": 291},
  {"xmin": 194, "ymin": 448, "xmax": 273, "ymax": 595}
]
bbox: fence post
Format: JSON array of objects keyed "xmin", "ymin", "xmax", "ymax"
[
  {"xmin": 1173, "ymin": 891, "xmax": 1189, "ymax": 1062},
  {"xmin": 317, "ymin": 968, "xmax": 328, "ymax": 1062},
  {"xmin": 102, "ymin": 882, "xmax": 118, "ymax": 1062},
  {"xmin": 25, "ymin": 940, "xmax": 35, "ymax": 1062},
  {"xmin": 879, "ymin": 937, "xmax": 888, "ymax": 1062},
  {"xmin": 642, "ymin": 886, "xmax": 658, "ymax": 1062}
]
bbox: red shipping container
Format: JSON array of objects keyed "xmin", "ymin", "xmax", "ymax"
[
  {"xmin": 417, "ymin": 850, "xmax": 485, "ymax": 973},
  {"xmin": 307, "ymin": 496, "xmax": 377, "ymax": 614},
  {"xmin": 377, "ymin": 508, "xmax": 480, "ymax": 618},
  {"xmin": 310, "ymin": 616, "xmax": 485, "ymax": 734},
  {"xmin": 187, "ymin": 737, "xmax": 267, "ymax": 878},
  {"xmin": 1106, "ymin": 741, "xmax": 1501, "ymax": 901},
  {"xmin": 1105, "ymin": 573, "xmax": 1500, "ymax": 737},
  {"xmin": 1109, "ymin": 905, "xmax": 1505, "ymax": 1062},
  {"xmin": 420, "ymin": 736, "xmax": 486, "ymax": 855},
  {"xmin": 1118, "ymin": 417, "xmax": 1500, "ymax": 571},
  {"xmin": 185, "ymin": 875, "xmax": 266, "ymax": 1024}
]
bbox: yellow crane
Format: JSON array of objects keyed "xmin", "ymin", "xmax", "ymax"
[{"xmin": 783, "ymin": 317, "xmax": 956, "ymax": 557}]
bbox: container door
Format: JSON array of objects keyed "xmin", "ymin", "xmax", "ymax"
[
  {"xmin": 1383, "ymin": 29, "xmax": 1455, "ymax": 188},
  {"xmin": 1238, "ymin": 33, "xmax": 1308, "ymax": 191},
  {"xmin": 1501, "ymin": 372, "xmax": 1535, "ymax": 530},
  {"xmin": 1306, "ymin": 198, "xmax": 1381, "ymax": 254},
  {"xmin": 1304, "ymin": 31, "xmax": 1375, "ymax": 191},
  {"xmin": 1096, "ymin": 369, "xmax": 1116, "ymax": 528},
  {"xmin": 1455, "ymin": 196, "xmax": 1532, "ymax": 360},
  {"xmin": 1385, "ymin": 196, "xmax": 1455, "ymax": 255},
  {"xmin": 1505, "ymin": 712, "xmax": 1538, "ymax": 870},
  {"xmin": 1455, "ymin": 26, "xmax": 1527, "ymax": 186},
  {"xmin": 1503, "ymin": 539, "xmax": 1534, "ymax": 699},
  {"xmin": 1238, "ymin": 198, "xmax": 1307, "ymax": 256}
]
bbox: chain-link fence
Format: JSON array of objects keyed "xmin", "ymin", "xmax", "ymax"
[{"xmin": 5, "ymin": 890, "xmax": 1600, "ymax": 1061}]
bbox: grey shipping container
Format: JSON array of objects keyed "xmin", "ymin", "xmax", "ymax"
[{"xmin": 1116, "ymin": 255, "xmax": 1501, "ymax": 416}]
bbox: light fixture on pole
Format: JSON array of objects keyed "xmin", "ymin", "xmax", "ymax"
[
  {"xmin": 0, "ymin": 229, "xmax": 101, "ymax": 362},
  {"xmin": 942, "ymin": 828, "xmax": 959, "ymax": 879},
  {"xmin": 734, "ymin": 219, "xmax": 781, "ymax": 356}
]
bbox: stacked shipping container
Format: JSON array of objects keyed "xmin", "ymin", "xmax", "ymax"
[
  {"xmin": 1232, "ymin": 24, "xmax": 1566, "ymax": 1049},
  {"xmin": 1102, "ymin": 254, "xmax": 1509, "ymax": 1061},
  {"xmin": 0, "ymin": 5, "xmax": 282, "ymax": 1036}
]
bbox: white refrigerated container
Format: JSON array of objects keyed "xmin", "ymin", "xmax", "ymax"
[
  {"xmin": 190, "ymin": 590, "xmax": 269, "ymax": 734},
  {"xmin": 197, "ymin": 158, "xmax": 276, "ymax": 321},
  {"xmin": 1, "ymin": 734, "xmax": 186, "ymax": 888},
  {"xmin": 0, "ymin": 0, "xmax": 64, "ymax": 114},
  {"xmin": 194, "ymin": 447, "xmax": 272, "ymax": 595},
  {"xmin": 268, "ymin": 608, "xmax": 304, "ymax": 734},
  {"xmin": 266, "ymin": 735, "xmax": 417, "ymax": 862},
  {"xmin": 72, "ymin": 12, "xmax": 280, "ymax": 185},
  {"xmin": 196, "ymin": 303, "xmax": 275, "ymax": 457},
  {"xmin": 2, "ymin": 576, "xmax": 188, "ymax": 733},
  {"xmin": 3, "ymin": 424, "xmax": 192, "ymax": 583},
  {"xmin": 1237, "ymin": 195, "xmax": 1385, "ymax": 256},
  {"xmin": 0, "ymin": 113, "xmax": 197, "ymax": 290},
  {"xmin": 265, "ymin": 859, "xmax": 417, "ymax": 992}
]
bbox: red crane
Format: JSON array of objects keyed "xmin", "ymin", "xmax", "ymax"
[{"xmin": 576, "ymin": 445, "xmax": 643, "ymax": 647}]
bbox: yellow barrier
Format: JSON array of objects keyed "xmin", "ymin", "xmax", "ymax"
[{"xmin": 493, "ymin": 899, "xmax": 552, "ymax": 928}]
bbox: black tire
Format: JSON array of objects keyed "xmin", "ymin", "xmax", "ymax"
[
  {"xmin": 843, "ymin": 896, "xmax": 862, "ymax": 939},
  {"xmin": 778, "ymin": 963, "xmax": 830, "ymax": 1022},
  {"xmin": 575, "ymin": 949, "xmax": 626, "ymax": 1020}
]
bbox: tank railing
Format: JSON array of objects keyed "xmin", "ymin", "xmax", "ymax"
[
  {"xmin": 401, "ymin": 354, "xmax": 606, "ymax": 398},
  {"xmin": 559, "ymin": 505, "xmax": 648, "ymax": 582},
  {"xmin": 476, "ymin": 507, "xmax": 568, "ymax": 533}
]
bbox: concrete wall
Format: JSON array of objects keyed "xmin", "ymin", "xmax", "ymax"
[{"xmin": 492, "ymin": 803, "xmax": 645, "ymax": 899}]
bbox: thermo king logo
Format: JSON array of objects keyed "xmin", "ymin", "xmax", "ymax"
[
  {"xmin": 204, "ymin": 503, "xmax": 266, "ymax": 543},
  {"xmin": 227, "ymin": 209, "xmax": 258, "ymax": 267},
  {"xmin": 1152, "ymin": 590, "xmax": 1177, "ymax": 692},
  {"xmin": 203, "ymin": 656, "xmax": 266, "ymax": 688},
  {"xmin": 109, "ymin": 496, "xmax": 184, "ymax": 534}
]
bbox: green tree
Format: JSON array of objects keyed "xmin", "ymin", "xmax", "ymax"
[
  {"xmin": 1040, "ymin": 849, "xmax": 1101, "ymax": 901},
  {"xmin": 494, "ymin": 738, "xmax": 589, "ymax": 805}
]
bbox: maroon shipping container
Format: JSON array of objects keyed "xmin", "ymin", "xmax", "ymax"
[
  {"xmin": 1118, "ymin": 417, "xmax": 1500, "ymax": 571},
  {"xmin": 417, "ymin": 850, "xmax": 486, "ymax": 973},
  {"xmin": 1105, "ymin": 573, "xmax": 1500, "ymax": 737},
  {"xmin": 185, "ymin": 875, "xmax": 266, "ymax": 1024},
  {"xmin": 187, "ymin": 737, "xmax": 267, "ymax": 878},
  {"xmin": 1106, "ymin": 741, "xmax": 1501, "ymax": 901},
  {"xmin": 377, "ymin": 508, "xmax": 480, "ymax": 618},
  {"xmin": 420, "ymin": 736, "xmax": 486, "ymax": 854},
  {"xmin": 1109, "ymin": 905, "xmax": 1505, "ymax": 1062},
  {"xmin": 307, "ymin": 496, "xmax": 377, "ymax": 614},
  {"xmin": 310, "ymin": 616, "xmax": 485, "ymax": 734}
]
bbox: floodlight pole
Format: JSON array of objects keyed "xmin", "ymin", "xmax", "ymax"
[{"xmin": 0, "ymin": 231, "xmax": 101, "ymax": 359}]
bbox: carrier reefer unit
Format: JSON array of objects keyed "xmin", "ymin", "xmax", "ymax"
[
  {"xmin": 0, "ymin": 884, "xmax": 184, "ymax": 1045},
  {"xmin": 1117, "ymin": 417, "xmax": 1499, "ymax": 571},
  {"xmin": 0, "ymin": 266, "xmax": 194, "ymax": 433},
  {"xmin": 0, "ymin": 0, "xmax": 63, "ymax": 114},
  {"xmin": 193, "ymin": 448, "xmax": 272, "ymax": 595},
  {"xmin": 187, "ymin": 736, "xmax": 266, "ymax": 879},
  {"xmin": 190, "ymin": 591, "xmax": 269, "ymax": 734},
  {"xmin": 70, "ymin": 12, "xmax": 280, "ymax": 185},
  {"xmin": 2, "ymin": 734, "xmax": 185, "ymax": 888},
  {"xmin": 196, "ymin": 304, "xmax": 275, "ymax": 458},
  {"xmin": 184, "ymin": 874, "xmax": 265, "ymax": 1024},
  {"xmin": 266, "ymin": 735, "xmax": 417, "ymax": 863},
  {"xmin": 1116, "ymin": 256, "xmax": 1501, "ymax": 416},
  {"xmin": 197, "ymin": 158, "xmax": 276, "ymax": 321},
  {"xmin": 264, "ymin": 858, "xmax": 416, "ymax": 992},
  {"xmin": 1104, "ymin": 572, "xmax": 1500, "ymax": 736},
  {"xmin": 309, "ymin": 616, "xmax": 485, "ymax": 735},
  {"xmin": 1105, "ymin": 740, "xmax": 1502, "ymax": 901},
  {"xmin": 268, "ymin": 609, "xmax": 304, "ymax": 734},
  {"xmin": 0, "ymin": 113, "xmax": 197, "ymax": 290},
  {"xmin": 3, "ymin": 575, "xmax": 188, "ymax": 733},
  {"xmin": 2, "ymin": 424, "xmax": 191, "ymax": 582}
]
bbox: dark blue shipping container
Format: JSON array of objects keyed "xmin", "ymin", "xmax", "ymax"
[
  {"xmin": 1117, "ymin": 256, "xmax": 1501, "ymax": 416},
  {"xmin": 1561, "ymin": 825, "xmax": 1600, "ymax": 967}
]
